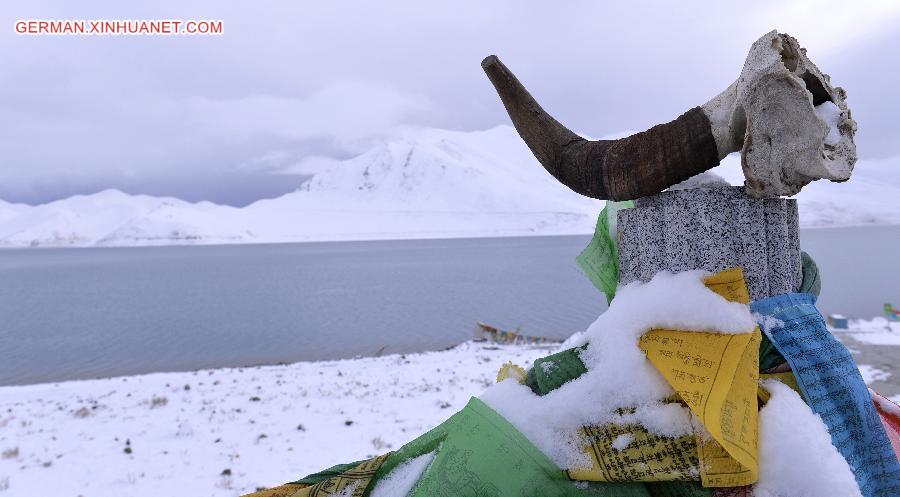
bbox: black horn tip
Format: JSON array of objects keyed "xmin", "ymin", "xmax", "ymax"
[
  {"xmin": 481, "ymin": 55, "xmax": 501, "ymax": 69},
  {"xmin": 481, "ymin": 55, "xmax": 513, "ymax": 89}
]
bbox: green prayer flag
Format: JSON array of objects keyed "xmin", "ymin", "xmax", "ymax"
[
  {"xmin": 799, "ymin": 251, "xmax": 821, "ymax": 297},
  {"xmin": 290, "ymin": 460, "xmax": 366, "ymax": 486},
  {"xmin": 408, "ymin": 397, "xmax": 578, "ymax": 497},
  {"xmin": 369, "ymin": 397, "xmax": 651, "ymax": 497},
  {"xmin": 525, "ymin": 346, "xmax": 589, "ymax": 396},
  {"xmin": 576, "ymin": 201, "xmax": 633, "ymax": 304},
  {"xmin": 758, "ymin": 332, "xmax": 786, "ymax": 372}
]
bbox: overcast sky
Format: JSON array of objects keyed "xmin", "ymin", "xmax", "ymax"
[{"xmin": 2, "ymin": 1, "xmax": 899, "ymax": 205}]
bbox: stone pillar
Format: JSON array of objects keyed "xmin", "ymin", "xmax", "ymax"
[{"xmin": 617, "ymin": 185, "xmax": 802, "ymax": 301}]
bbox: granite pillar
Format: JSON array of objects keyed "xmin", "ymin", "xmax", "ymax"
[{"xmin": 617, "ymin": 186, "xmax": 802, "ymax": 301}]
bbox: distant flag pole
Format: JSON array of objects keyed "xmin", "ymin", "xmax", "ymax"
[{"xmin": 885, "ymin": 304, "xmax": 900, "ymax": 321}]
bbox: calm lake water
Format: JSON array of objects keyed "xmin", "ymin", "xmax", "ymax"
[{"xmin": 1, "ymin": 226, "xmax": 898, "ymax": 386}]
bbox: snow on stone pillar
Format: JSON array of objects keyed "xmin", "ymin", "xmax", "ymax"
[{"xmin": 617, "ymin": 185, "xmax": 801, "ymax": 301}]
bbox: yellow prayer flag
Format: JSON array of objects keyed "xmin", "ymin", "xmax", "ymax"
[
  {"xmin": 496, "ymin": 362, "xmax": 527, "ymax": 384},
  {"xmin": 567, "ymin": 419, "xmax": 699, "ymax": 482},
  {"xmin": 638, "ymin": 268, "xmax": 760, "ymax": 487},
  {"xmin": 757, "ymin": 372, "xmax": 801, "ymax": 404}
]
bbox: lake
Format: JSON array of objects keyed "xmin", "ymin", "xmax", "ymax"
[{"xmin": 1, "ymin": 225, "xmax": 897, "ymax": 385}]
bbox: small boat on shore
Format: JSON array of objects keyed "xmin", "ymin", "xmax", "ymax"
[{"xmin": 475, "ymin": 321, "xmax": 562, "ymax": 345}]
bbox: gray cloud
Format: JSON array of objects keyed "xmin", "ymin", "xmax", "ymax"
[{"xmin": 2, "ymin": 0, "xmax": 898, "ymax": 205}]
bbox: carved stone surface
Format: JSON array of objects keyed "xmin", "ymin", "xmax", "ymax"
[{"xmin": 617, "ymin": 185, "xmax": 801, "ymax": 301}]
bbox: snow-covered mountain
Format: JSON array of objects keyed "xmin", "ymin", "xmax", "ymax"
[
  {"xmin": 0, "ymin": 126, "xmax": 602, "ymax": 248},
  {"xmin": 0, "ymin": 191, "xmax": 240, "ymax": 247},
  {"xmin": 0, "ymin": 126, "xmax": 897, "ymax": 248}
]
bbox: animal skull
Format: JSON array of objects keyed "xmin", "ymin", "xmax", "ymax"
[
  {"xmin": 482, "ymin": 30, "xmax": 857, "ymax": 200},
  {"xmin": 702, "ymin": 30, "xmax": 857, "ymax": 197}
]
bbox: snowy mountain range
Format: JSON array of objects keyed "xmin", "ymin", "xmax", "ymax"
[{"xmin": 0, "ymin": 126, "xmax": 897, "ymax": 248}]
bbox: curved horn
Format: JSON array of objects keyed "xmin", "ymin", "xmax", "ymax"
[{"xmin": 481, "ymin": 55, "xmax": 720, "ymax": 200}]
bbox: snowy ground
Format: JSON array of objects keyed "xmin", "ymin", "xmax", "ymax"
[
  {"xmin": 1, "ymin": 325, "xmax": 898, "ymax": 497},
  {"xmin": 832, "ymin": 317, "xmax": 900, "ymax": 398},
  {"xmin": 0, "ymin": 342, "xmax": 555, "ymax": 497}
]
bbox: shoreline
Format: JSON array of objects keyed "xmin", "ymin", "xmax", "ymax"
[
  {"xmin": 3, "ymin": 317, "xmax": 898, "ymax": 390},
  {"xmin": 0, "ymin": 340, "xmax": 556, "ymax": 390},
  {"xmin": 0, "ymin": 223, "xmax": 897, "ymax": 250}
]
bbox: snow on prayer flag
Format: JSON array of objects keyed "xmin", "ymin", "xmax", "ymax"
[{"xmin": 751, "ymin": 294, "xmax": 900, "ymax": 497}]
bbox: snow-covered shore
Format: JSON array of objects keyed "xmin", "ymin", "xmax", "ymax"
[
  {"xmin": 833, "ymin": 316, "xmax": 900, "ymax": 346},
  {"xmin": 0, "ymin": 342, "xmax": 555, "ymax": 496},
  {"xmin": 1, "ymin": 325, "xmax": 898, "ymax": 497}
]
